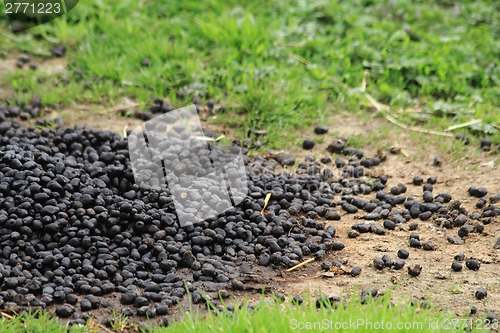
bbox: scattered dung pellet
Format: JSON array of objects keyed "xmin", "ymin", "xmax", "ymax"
[
  {"xmin": 373, "ymin": 257, "xmax": 385, "ymax": 270},
  {"xmin": 361, "ymin": 288, "xmax": 378, "ymax": 302},
  {"xmin": 435, "ymin": 193, "xmax": 452, "ymax": 203},
  {"xmin": 468, "ymin": 186, "xmax": 488, "ymax": 198},
  {"xmin": 292, "ymin": 296, "xmax": 303, "ymax": 305},
  {"xmin": 381, "ymin": 255, "xmax": 393, "ymax": 268},
  {"xmin": 470, "ymin": 306, "xmax": 477, "ymax": 315},
  {"xmin": 390, "ymin": 183, "xmax": 407, "ymax": 195},
  {"xmin": 465, "ymin": 259, "xmax": 481, "ymax": 271},
  {"xmin": 476, "ymin": 198, "xmax": 486, "ymax": 209},
  {"xmin": 350, "ymin": 266, "xmax": 362, "ymax": 277},
  {"xmin": 413, "ymin": 176, "xmax": 424, "ymax": 185},
  {"xmin": 397, "ymin": 248, "xmax": 410, "ymax": 259},
  {"xmin": 494, "ymin": 238, "xmax": 500, "ymax": 250},
  {"xmin": 422, "ymin": 241, "xmax": 437, "ymax": 251},
  {"xmin": 433, "ymin": 156, "xmax": 442, "ymax": 166},
  {"xmin": 218, "ymin": 290, "xmax": 230, "ymax": 299},
  {"xmin": 389, "ymin": 146, "xmax": 401, "ymax": 154},
  {"xmin": 352, "ymin": 223, "xmax": 371, "ymax": 233},
  {"xmin": 342, "ymin": 202, "xmax": 358, "ymax": 214},
  {"xmin": 488, "ymin": 193, "xmax": 499, "ymax": 203},
  {"xmin": 455, "ymin": 135, "xmax": 470, "ymax": 145},
  {"xmin": 451, "ymin": 261, "xmax": 463, "ymax": 272},
  {"xmin": 314, "ymin": 126, "xmax": 328, "ymax": 135},
  {"xmin": 427, "ymin": 176, "xmax": 437, "ymax": 184},
  {"xmin": 55, "ymin": 305, "xmax": 74, "ymax": 318},
  {"xmin": 447, "ymin": 236, "xmax": 465, "ymax": 245},
  {"xmin": 325, "ymin": 209, "xmax": 341, "ymax": 220},
  {"xmin": 393, "ymin": 259, "xmax": 405, "ymax": 270},
  {"xmin": 321, "ymin": 261, "xmax": 333, "ymax": 271},
  {"xmin": 407, "ymin": 264, "xmax": 422, "ymax": 277},
  {"xmin": 330, "ymin": 241, "xmax": 345, "ymax": 251},
  {"xmin": 423, "ymin": 183, "xmax": 433, "ymax": 192},
  {"xmin": 18, "ymin": 55, "xmax": 31, "ymax": 64},
  {"xmin": 327, "ymin": 140, "xmax": 345, "ymax": 154},
  {"xmin": 343, "ymin": 147, "xmax": 364, "ymax": 159},
  {"xmin": 423, "ymin": 191, "xmax": 434, "ymax": 203},
  {"xmin": 273, "ymin": 292, "xmax": 286, "ymax": 302},
  {"xmin": 409, "ymin": 238, "xmax": 421, "ymax": 249},
  {"xmin": 371, "ymin": 223, "xmax": 386, "ymax": 235},
  {"xmin": 141, "ymin": 58, "xmax": 152, "ymax": 67},
  {"xmin": 458, "ymin": 225, "xmax": 474, "ymax": 238},
  {"xmin": 302, "ymin": 139, "xmax": 315, "ymax": 150},
  {"xmin": 315, "ymin": 295, "xmax": 340, "ymax": 308},
  {"xmin": 320, "ymin": 156, "xmax": 332, "ymax": 164},
  {"xmin": 475, "ymin": 288, "xmax": 487, "ymax": 300},
  {"xmin": 486, "ymin": 311, "xmax": 497, "ymax": 323},
  {"xmin": 480, "ymin": 138, "xmax": 492, "ymax": 151},
  {"xmin": 347, "ymin": 230, "xmax": 360, "ymax": 238},
  {"xmin": 383, "ymin": 220, "xmax": 396, "ymax": 230}
]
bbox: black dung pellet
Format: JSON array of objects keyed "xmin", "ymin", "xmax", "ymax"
[
  {"xmin": 314, "ymin": 126, "xmax": 328, "ymax": 135},
  {"xmin": 465, "ymin": 259, "xmax": 481, "ymax": 271},
  {"xmin": 347, "ymin": 230, "xmax": 360, "ymax": 238},
  {"xmin": 407, "ymin": 264, "xmax": 422, "ymax": 277},
  {"xmin": 397, "ymin": 248, "xmax": 410, "ymax": 259},
  {"xmin": 451, "ymin": 261, "xmax": 462, "ymax": 272},
  {"xmin": 381, "ymin": 255, "xmax": 393, "ymax": 267},
  {"xmin": 413, "ymin": 176, "xmax": 424, "ymax": 185},
  {"xmin": 475, "ymin": 288, "xmax": 487, "ymax": 300},
  {"xmin": 350, "ymin": 266, "xmax": 362, "ymax": 277},
  {"xmin": 468, "ymin": 186, "xmax": 488, "ymax": 198},
  {"xmin": 373, "ymin": 258, "xmax": 385, "ymax": 270},
  {"xmin": 302, "ymin": 139, "xmax": 315, "ymax": 150},
  {"xmin": 393, "ymin": 259, "xmax": 405, "ymax": 270}
]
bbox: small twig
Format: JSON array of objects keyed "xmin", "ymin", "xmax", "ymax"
[
  {"xmin": 96, "ymin": 323, "xmax": 115, "ymax": 333},
  {"xmin": 361, "ymin": 70, "xmax": 368, "ymax": 92},
  {"xmin": 286, "ymin": 257, "xmax": 315, "ymax": 272},
  {"xmin": 193, "ymin": 135, "xmax": 226, "ymax": 142},
  {"xmin": 0, "ymin": 311, "xmax": 13, "ymax": 319},
  {"xmin": 400, "ymin": 149, "xmax": 410, "ymax": 157},
  {"xmin": 123, "ymin": 125, "xmax": 129, "ymax": 138},
  {"xmin": 385, "ymin": 114, "xmax": 453, "ymax": 137},
  {"xmin": 364, "ymin": 93, "xmax": 389, "ymax": 112},
  {"xmin": 261, "ymin": 192, "xmax": 272, "ymax": 216},
  {"xmin": 446, "ymin": 119, "xmax": 482, "ymax": 131},
  {"xmin": 287, "ymin": 51, "xmax": 311, "ymax": 66}
]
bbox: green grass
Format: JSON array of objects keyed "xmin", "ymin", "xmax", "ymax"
[
  {"xmin": 0, "ymin": 311, "xmax": 82, "ymax": 333},
  {"xmin": 0, "ymin": 0, "xmax": 499, "ymax": 147},
  {"xmin": 0, "ymin": 294, "xmax": 494, "ymax": 332},
  {"xmin": 160, "ymin": 294, "xmax": 469, "ymax": 333}
]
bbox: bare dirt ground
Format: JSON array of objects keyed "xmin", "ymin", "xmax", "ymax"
[{"xmin": 258, "ymin": 114, "xmax": 499, "ymax": 317}]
